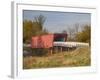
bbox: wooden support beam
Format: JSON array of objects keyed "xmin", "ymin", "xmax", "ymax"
[{"xmin": 60, "ymin": 46, "xmax": 62, "ymax": 53}]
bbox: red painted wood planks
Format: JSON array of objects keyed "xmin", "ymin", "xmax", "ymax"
[{"xmin": 31, "ymin": 34, "xmax": 54, "ymax": 48}]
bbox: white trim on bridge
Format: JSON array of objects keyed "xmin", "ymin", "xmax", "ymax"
[{"xmin": 53, "ymin": 42, "xmax": 89, "ymax": 47}]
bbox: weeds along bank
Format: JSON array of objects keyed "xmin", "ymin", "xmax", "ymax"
[{"xmin": 23, "ymin": 47, "xmax": 90, "ymax": 69}]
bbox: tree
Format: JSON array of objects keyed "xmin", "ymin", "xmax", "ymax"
[
  {"xmin": 42, "ymin": 28, "xmax": 49, "ymax": 34},
  {"xmin": 75, "ymin": 25, "xmax": 91, "ymax": 43},
  {"xmin": 62, "ymin": 30, "xmax": 67, "ymax": 34},
  {"xmin": 23, "ymin": 15, "xmax": 47, "ymax": 43},
  {"xmin": 34, "ymin": 15, "xmax": 46, "ymax": 30},
  {"xmin": 67, "ymin": 27, "xmax": 75, "ymax": 41},
  {"xmin": 74, "ymin": 23, "xmax": 80, "ymax": 34},
  {"xmin": 23, "ymin": 20, "xmax": 33, "ymax": 43}
]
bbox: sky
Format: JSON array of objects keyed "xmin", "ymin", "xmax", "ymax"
[{"xmin": 23, "ymin": 10, "xmax": 91, "ymax": 33}]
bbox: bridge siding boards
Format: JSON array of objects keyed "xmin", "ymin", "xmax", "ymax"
[
  {"xmin": 54, "ymin": 42, "xmax": 89, "ymax": 47},
  {"xmin": 31, "ymin": 34, "xmax": 68, "ymax": 48}
]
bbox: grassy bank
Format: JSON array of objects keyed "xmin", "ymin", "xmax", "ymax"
[{"xmin": 23, "ymin": 47, "xmax": 91, "ymax": 69}]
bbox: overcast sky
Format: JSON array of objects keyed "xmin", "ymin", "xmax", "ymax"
[{"xmin": 23, "ymin": 10, "xmax": 91, "ymax": 33}]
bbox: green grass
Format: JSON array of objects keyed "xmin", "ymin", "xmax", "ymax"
[{"xmin": 23, "ymin": 47, "xmax": 91, "ymax": 69}]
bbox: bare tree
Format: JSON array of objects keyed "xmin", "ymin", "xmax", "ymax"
[
  {"xmin": 66, "ymin": 24, "xmax": 80, "ymax": 41},
  {"xmin": 62, "ymin": 30, "xmax": 67, "ymax": 33},
  {"xmin": 74, "ymin": 23, "xmax": 80, "ymax": 34},
  {"xmin": 67, "ymin": 27, "xmax": 75, "ymax": 41},
  {"xmin": 34, "ymin": 15, "xmax": 46, "ymax": 30}
]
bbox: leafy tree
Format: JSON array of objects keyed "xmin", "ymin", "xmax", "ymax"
[
  {"xmin": 23, "ymin": 20, "xmax": 33, "ymax": 43},
  {"xmin": 75, "ymin": 25, "xmax": 91, "ymax": 43},
  {"xmin": 23, "ymin": 15, "xmax": 47, "ymax": 43}
]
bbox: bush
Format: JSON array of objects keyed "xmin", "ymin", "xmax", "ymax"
[
  {"xmin": 75, "ymin": 25, "xmax": 91, "ymax": 43},
  {"xmin": 31, "ymin": 48, "xmax": 49, "ymax": 56}
]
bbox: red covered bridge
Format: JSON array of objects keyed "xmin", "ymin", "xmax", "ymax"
[
  {"xmin": 24, "ymin": 33, "xmax": 89, "ymax": 56},
  {"xmin": 31, "ymin": 33, "xmax": 68, "ymax": 49}
]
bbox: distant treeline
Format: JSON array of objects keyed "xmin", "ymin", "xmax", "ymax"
[
  {"xmin": 23, "ymin": 15, "xmax": 91, "ymax": 44},
  {"xmin": 66, "ymin": 24, "xmax": 91, "ymax": 45}
]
